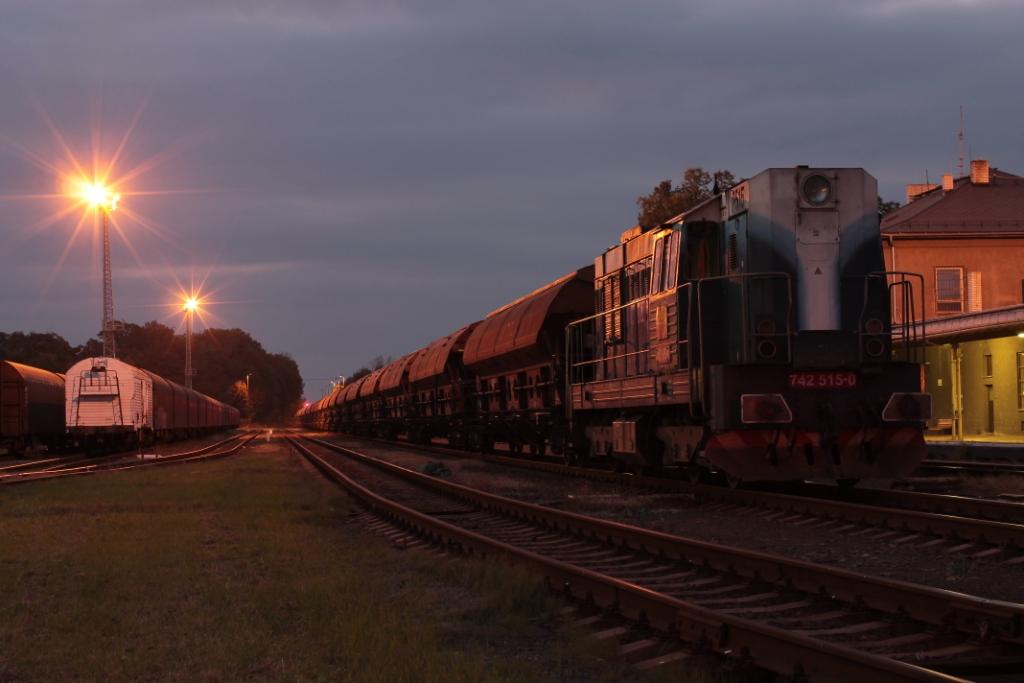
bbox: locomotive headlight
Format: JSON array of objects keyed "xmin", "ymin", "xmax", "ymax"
[
  {"xmin": 802, "ymin": 174, "xmax": 833, "ymax": 205},
  {"xmin": 864, "ymin": 318, "xmax": 885, "ymax": 334}
]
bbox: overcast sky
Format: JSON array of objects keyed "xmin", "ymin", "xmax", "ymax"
[{"xmin": 1, "ymin": 0, "xmax": 1022, "ymax": 398}]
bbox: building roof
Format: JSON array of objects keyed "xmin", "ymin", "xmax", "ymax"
[
  {"xmin": 882, "ymin": 169, "xmax": 1024, "ymax": 235},
  {"xmin": 912, "ymin": 304, "xmax": 1024, "ymax": 344}
]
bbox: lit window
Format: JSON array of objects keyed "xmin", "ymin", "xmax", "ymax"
[{"xmin": 935, "ymin": 267, "xmax": 964, "ymax": 313}]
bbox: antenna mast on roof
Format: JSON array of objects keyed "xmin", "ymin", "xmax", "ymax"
[{"xmin": 958, "ymin": 106, "xmax": 966, "ymax": 178}]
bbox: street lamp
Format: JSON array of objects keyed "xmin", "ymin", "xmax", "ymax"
[
  {"xmin": 77, "ymin": 180, "xmax": 122, "ymax": 358},
  {"xmin": 182, "ymin": 295, "xmax": 200, "ymax": 389}
]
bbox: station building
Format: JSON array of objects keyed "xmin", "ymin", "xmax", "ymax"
[{"xmin": 881, "ymin": 160, "xmax": 1024, "ymax": 439}]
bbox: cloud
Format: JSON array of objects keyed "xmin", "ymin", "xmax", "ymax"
[{"xmin": 1, "ymin": 0, "xmax": 1022, "ymax": 393}]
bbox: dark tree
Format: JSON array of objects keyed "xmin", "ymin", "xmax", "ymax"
[
  {"xmin": 0, "ymin": 331, "xmax": 78, "ymax": 372},
  {"xmin": 878, "ymin": 196, "xmax": 901, "ymax": 217},
  {"xmin": 636, "ymin": 168, "xmax": 736, "ymax": 228}
]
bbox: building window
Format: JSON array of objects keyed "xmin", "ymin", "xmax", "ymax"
[
  {"xmin": 1018, "ymin": 352, "xmax": 1024, "ymax": 410},
  {"xmin": 935, "ymin": 267, "xmax": 964, "ymax": 313},
  {"xmin": 984, "ymin": 353, "xmax": 993, "ymax": 378}
]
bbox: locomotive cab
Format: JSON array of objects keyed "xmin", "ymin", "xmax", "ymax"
[{"xmin": 567, "ymin": 167, "xmax": 931, "ymax": 483}]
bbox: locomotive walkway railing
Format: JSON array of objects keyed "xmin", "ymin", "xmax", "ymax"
[
  {"xmin": 565, "ymin": 297, "xmax": 652, "ymax": 384},
  {"xmin": 565, "ymin": 274, "xmax": 794, "ymax": 418},
  {"xmin": 864, "ymin": 271, "xmax": 927, "ymax": 363},
  {"xmin": 567, "ymin": 270, "xmax": 924, "ymax": 421}
]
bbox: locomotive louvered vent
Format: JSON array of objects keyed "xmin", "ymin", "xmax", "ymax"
[
  {"xmin": 601, "ymin": 276, "xmax": 622, "ymax": 340},
  {"xmin": 728, "ymin": 233, "xmax": 739, "ymax": 271}
]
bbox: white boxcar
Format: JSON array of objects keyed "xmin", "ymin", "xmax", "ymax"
[
  {"xmin": 65, "ymin": 357, "xmax": 239, "ymax": 446},
  {"xmin": 66, "ymin": 357, "xmax": 154, "ymax": 431}
]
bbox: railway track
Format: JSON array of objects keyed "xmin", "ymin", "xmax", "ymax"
[
  {"xmin": 790, "ymin": 483, "xmax": 1024, "ymax": 525},
  {"xmin": 917, "ymin": 459, "xmax": 1024, "ymax": 477},
  {"xmin": 0, "ymin": 432, "xmax": 255, "ymax": 484},
  {"xmin": 291, "ymin": 435, "xmax": 1024, "ymax": 682},
  {"xmin": 319, "ymin": 433, "xmax": 1024, "ymax": 565},
  {"xmin": 0, "ymin": 452, "xmax": 95, "ymax": 474}
]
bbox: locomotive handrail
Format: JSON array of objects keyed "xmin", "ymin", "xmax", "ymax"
[
  {"xmin": 565, "ymin": 295, "xmax": 652, "ymax": 387},
  {"xmin": 566, "ymin": 349, "xmax": 648, "ymax": 369},
  {"xmin": 564, "ymin": 294, "xmax": 650, "ymax": 327},
  {"xmin": 860, "ymin": 271, "xmax": 926, "ymax": 363},
  {"xmin": 680, "ymin": 282, "xmax": 697, "ymax": 418}
]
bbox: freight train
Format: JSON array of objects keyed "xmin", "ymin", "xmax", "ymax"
[
  {"xmin": 65, "ymin": 357, "xmax": 240, "ymax": 448},
  {"xmin": 1, "ymin": 360, "xmax": 66, "ymax": 456},
  {"xmin": 299, "ymin": 167, "xmax": 931, "ymax": 484}
]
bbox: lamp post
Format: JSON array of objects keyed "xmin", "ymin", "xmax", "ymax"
[{"xmin": 183, "ymin": 296, "xmax": 199, "ymax": 389}]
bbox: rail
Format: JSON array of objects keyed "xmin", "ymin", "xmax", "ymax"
[
  {"xmin": 294, "ymin": 436, "xmax": 1000, "ymax": 681},
  {"xmin": 1, "ymin": 432, "xmax": 253, "ymax": 484},
  {"xmin": 343, "ymin": 432, "xmax": 1024, "ymax": 554}
]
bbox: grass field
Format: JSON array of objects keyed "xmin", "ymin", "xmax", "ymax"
[{"xmin": 0, "ymin": 439, "xmax": 670, "ymax": 682}]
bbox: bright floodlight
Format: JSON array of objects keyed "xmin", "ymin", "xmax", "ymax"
[
  {"xmin": 78, "ymin": 180, "xmax": 120, "ymax": 211},
  {"xmin": 183, "ymin": 297, "xmax": 200, "ymax": 313}
]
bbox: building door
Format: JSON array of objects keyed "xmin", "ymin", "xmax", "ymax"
[{"xmin": 986, "ymin": 386, "xmax": 995, "ymax": 434}]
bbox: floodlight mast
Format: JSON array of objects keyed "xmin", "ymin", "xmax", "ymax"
[
  {"xmin": 185, "ymin": 304, "xmax": 193, "ymax": 389},
  {"xmin": 94, "ymin": 188, "xmax": 122, "ymax": 358},
  {"xmin": 68, "ymin": 179, "xmax": 122, "ymax": 358},
  {"xmin": 183, "ymin": 297, "xmax": 199, "ymax": 390}
]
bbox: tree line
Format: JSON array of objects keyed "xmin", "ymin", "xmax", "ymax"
[{"xmin": 0, "ymin": 323, "xmax": 303, "ymax": 424}]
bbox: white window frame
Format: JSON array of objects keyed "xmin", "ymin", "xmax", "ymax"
[{"xmin": 935, "ymin": 266, "xmax": 964, "ymax": 314}]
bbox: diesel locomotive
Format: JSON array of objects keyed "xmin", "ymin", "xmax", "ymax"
[{"xmin": 299, "ymin": 167, "xmax": 931, "ymax": 484}]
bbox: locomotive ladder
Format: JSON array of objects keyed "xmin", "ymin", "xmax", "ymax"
[{"xmin": 72, "ymin": 370, "xmax": 123, "ymax": 426}]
